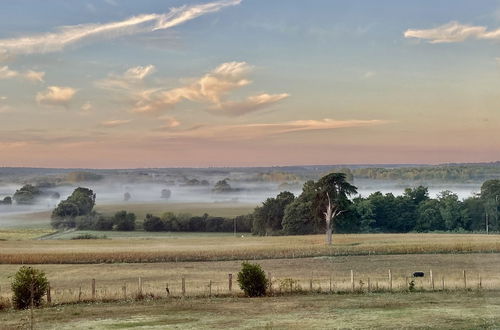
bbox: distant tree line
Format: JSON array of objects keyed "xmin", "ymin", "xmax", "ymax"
[
  {"xmin": 50, "ymin": 178, "xmax": 500, "ymax": 235},
  {"xmin": 346, "ymin": 164, "xmax": 500, "ymax": 182},
  {"xmin": 250, "ymin": 176, "xmax": 500, "ymax": 235}
]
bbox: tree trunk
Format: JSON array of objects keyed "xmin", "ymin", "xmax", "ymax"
[{"xmin": 326, "ymin": 227, "xmax": 332, "ymax": 245}]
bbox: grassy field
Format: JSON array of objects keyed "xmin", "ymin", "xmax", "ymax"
[
  {"xmin": 0, "ymin": 233, "xmax": 499, "ymax": 264},
  {"xmin": 95, "ymin": 202, "xmax": 255, "ymax": 219},
  {"xmin": 1, "ymin": 291, "xmax": 499, "ymax": 329},
  {"xmin": 0, "ymin": 228, "xmax": 55, "ymax": 240},
  {"xmin": 1, "ymin": 253, "xmax": 499, "ymax": 303}
]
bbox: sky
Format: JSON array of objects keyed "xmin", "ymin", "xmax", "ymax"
[{"xmin": 0, "ymin": 0, "xmax": 499, "ymax": 168}]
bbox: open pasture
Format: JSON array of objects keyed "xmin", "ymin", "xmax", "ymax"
[
  {"xmin": 1, "ymin": 290, "xmax": 499, "ymax": 329},
  {"xmin": 0, "ymin": 233, "xmax": 499, "ymax": 264}
]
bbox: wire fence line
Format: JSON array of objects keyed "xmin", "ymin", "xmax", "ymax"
[{"xmin": 2, "ymin": 269, "xmax": 499, "ymax": 305}]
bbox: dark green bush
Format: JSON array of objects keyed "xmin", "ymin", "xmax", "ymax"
[
  {"xmin": 95, "ymin": 216, "xmax": 114, "ymax": 230},
  {"xmin": 72, "ymin": 233, "xmax": 107, "ymax": 240},
  {"xmin": 143, "ymin": 214, "xmax": 165, "ymax": 232},
  {"xmin": 113, "ymin": 211, "xmax": 136, "ymax": 231},
  {"xmin": 11, "ymin": 266, "xmax": 49, "ymax": 309},
  {"xmin": 237, "ymin": 262, "xmax": 268, "ymax": 297}
]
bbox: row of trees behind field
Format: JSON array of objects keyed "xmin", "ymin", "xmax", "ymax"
[
  {"xmin": 250, "ymin": 177, "xmax": 500, "ymax": 235},
  {"xmin": 49, "ymin": 176, "xmax": 500, "ymax": 235}
]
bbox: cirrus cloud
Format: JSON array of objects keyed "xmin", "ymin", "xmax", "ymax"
[
  {"xmin": 155, "ymin": 118, "xmax": 389, "ymax": 141},
  {"xmin": 0, "ymin": 0, "xmax": 241, "ymax": 55},
  {"xmin": 404, "ymin": 21, "xmax": 500, "ymax": 43},
  {"xmin": 100, "ymin": 119, "xmax": 132, "ymax": 127}
]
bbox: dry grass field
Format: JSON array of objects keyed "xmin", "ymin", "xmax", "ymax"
[
  {"xmin": 1, "ymin": 291, "xmax": 499, "ymax": 329},
  {"xmin": 0, "ymin": 253, "xmax": 499, "ymax": 303},
  {"xmin": 0, "ymin": 233, "xmax": 499, "ymax": 264}
]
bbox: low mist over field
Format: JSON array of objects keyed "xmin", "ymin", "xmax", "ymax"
[{"xmin": 0, "ymin": 163, "xmax": 496, "ymax": 225}]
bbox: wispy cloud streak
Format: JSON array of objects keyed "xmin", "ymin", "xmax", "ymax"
[
  {"xmin": 156, "ymin": 118, "xmax": 388, "ymax": 140},
  {"xmin": 404, "ymin": 21, "xmax": 500, "ymax": 43},
  {"xmin": 0, "ymin": 0, "xmax": 241, "ymax": 55}
]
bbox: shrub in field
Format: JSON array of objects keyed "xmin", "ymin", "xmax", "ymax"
[
  {"xmin": 237, "ymin": 262, "xmax": 268, "ymax": 297},
  {"xmin": 143, "ymin": 214, "xmax": 165, "ymax": 231},
  {"xmin": 72, "ymin": 233, "xmax": 107, "ymax": 240},
  {"xmin": 113, "ymin": 211, "xmax": 136, "ymax": 231},
  {"xmin": 95, "ymin": 215, "xmax": 114, "ymax": 230},
  {"xmin": 0, "ymin": 297, "xmax": 11, "ymax": 310},
  {"xmin": 11, "ymin": 266, "xmax": 48, "ymax": 309}
]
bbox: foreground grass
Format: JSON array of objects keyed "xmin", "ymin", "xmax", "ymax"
[
  {"xmin": 1, "ymin": 291, "xmax": 499, "ymax": 329},
  {"xmin": 0, "ymin": 233, "xmax": 499, "ymax": 264}
]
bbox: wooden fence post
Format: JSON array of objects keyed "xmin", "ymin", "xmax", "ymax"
[
  {"xmin": 388, "ymin": 269, "xmax": 392, "ymax": 292},
  {"xmin": 463, "ymin": 270, "xmax": 467, "ymax": 289},
  {"xmin": 138, "ymin": 277, "xmax": 142, "ymax": 296},
  {"xmin": 479, "ymin": 275, "xmax": 482, "ymax": 289},
  {"xmin": 91, "ymin": 279, "xmax": 96, "ymax": 300},
  {"xmin": 78, "ymin": 286, "xmax": 82, "ymax": 302},
  {"xmin": 46, "ymin": 283, "xmax": 51, "ymax": 304},
  {"xmin": 208, "ymin": 280, "xmax": 212, "ymax": 298},
  {"xmin": 182, "ymin": 277, "xmax": 186, "ymax": 297},
  {"xmin": 30, "ymin": 281, "xmax": 34, "ymax": 330},
  {"xmin": 329, "ymin": 276, "xmax": 332, "ymax": 292},
  {"xmin": 310, "ymin": 279, "xmax": 313, "ymax": 292},
  {"xmin": 350, "ymin": 270, "xmax": 354, "ymax": 292},
  {"xmin": 228, "ymin": 274, "xmax": 233, "ymax": 292},
  {"xmin": 123, "ymin": 283, "xmax": 127, "ymax": 299},
  {"xmin": 367, "ymin": 277, "xmax": 371, "ymax": 292},
  {"xmin": 430, "ymin": 270, "xmax": 434, "ymax": 291},
  {"xmin": 442, "ymin": 276, "xmax": 445, "ymax": 290}
]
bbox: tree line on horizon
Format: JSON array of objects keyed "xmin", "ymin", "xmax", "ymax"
[{"xmin": 48, "ymin": 175, "xmax": 500, "ymax": 235}]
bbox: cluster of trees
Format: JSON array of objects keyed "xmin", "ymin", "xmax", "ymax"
[
  {"xmin": 349, "ymin": 164, "xmax": 500, "ymax": 182},
  {"xmin": 143, "ymin": 213, "xmax": 253, "ymax": 233},
  {"xmin": 13, "ymin": 184, "xmax": 42, "ymax": 204},
  {"xmin": 354, "ymin": 179, "xmax": 499, "ymax": 233},
  {"xmin": 182, "ymin": 178, "xmax": 210, "ymax": 186},
  {"xmin": 51, "ymin": 187, "xmax": 137, "ymax": 231},
  {"xmin": 251, "ymin": 175, "xmax": 500, "ymax": 235},
  {"xmin": 11, "ymin": 184, "xmax": 59, "ymax": 205},
  {"xmin": 212, "ymin": 179, "xmax": 241, "ymax": 193},
  {"xmin": 252, "ymin": 173, "xmax": 357, "ymax": 236},
  {"xmin": 0, "ymin": 196, "xmax": 12, "ymax": 205}
]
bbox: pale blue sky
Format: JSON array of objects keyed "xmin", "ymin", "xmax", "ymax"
[{"xmin": 0, "ymin": 0, "xmax": 499, "ymax": 167}]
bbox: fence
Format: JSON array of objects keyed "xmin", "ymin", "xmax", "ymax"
[{"xmin": 2, "ymin": 269, "xmax": 499, "ymax": 305}]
